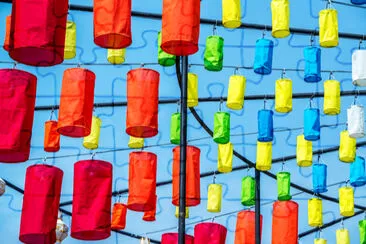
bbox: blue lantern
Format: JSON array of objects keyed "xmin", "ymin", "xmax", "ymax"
[
  {"xmin": 313, "ymin": 163, "xmax": 327, "ymax": 193},
  {"xmin": 304, "ymin": 46, "xmax": 322, "ymax": 83},
  {"xmin": 258, "ymin": 109, "xmax": 274, "ymax": 142},
  {"xmin": 351, "ymin": 0, "xmax": 366, "ymax": 4},
  {"xmin": 253, "ymin": 38, "xmax": 274, "ymax": 75},
  {"xmin": 304, "ymin": 108, "xmax": 320, "ymax": 141},
  {"xmin": 350, "ymin": 156, "xmax": 366, "ymax": 187}
]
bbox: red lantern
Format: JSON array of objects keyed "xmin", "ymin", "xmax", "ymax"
[
  {"xmin": 19, "ymin": 165, "xmax": 63, "ymax": 244},
  {"xmin": 9, "ymin": 0, "xmax": 68, "ymax": 66},
  {"xmin": 111, "ymin": 203, "xmax": 127, "ymax": 230},
  {"xmin": 161, "ymin": 0, "xmax": 201, "ymax": 56},
  {"xmin": 234, "ymin": 210, "xmax": 263, "ymax": 244},
  {"xmin": 126, "ymin": 68, "xmax": 159, "ymax": 138},
  {"xmin": 0, "ymin": 69, "xmax": 37, "ymax": 163},
  {"xmin": 143, "ymin": 195, "xmax": 157, "ymax": 221},
  {"xmin": 71, "ymin": 160, "xmax": 112, "ymax": 240},
  {"xmin": 194, "ymin": 223, "xmax": 227, "ymax": 244},
  {"xmin": 162, "ymin": 233, "xmax": 194, "ymax": 244},
  {"xmin": 3, "ymin": 15, "xmax": 11, "ymax": 51},
  {"xmin": 172, "ymin": 146, "xmax": 201, "ymax": 207},
  {"xmin": 57, "ymin": 68, "xmax": 95, "ymax": 138},
  {"xmin": 128, "ymin": 151, "xmax": 157, "ymax": 212},
  {"xmin": 44, "ymin": 120, "xmax": 60, "ymax": 152},
  {"xmin": 272, "ymin": 200, "xmax": 299, "ymax": 244},
  {"xmin": 93, "ymin": 0, "xmax": 132, "ymax": 48}
]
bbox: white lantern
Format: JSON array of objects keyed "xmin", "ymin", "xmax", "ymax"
[
  {"xmin": 141, "ymin": 237, "xmax": 150, "ymax": 244},
  {"xmin": 347, "ymin": 105, "xmax": 365, "ymax": 138},
  {"xmin": 352, "ymin": 50, "xmax": 366, "ymax": 86},
  {"xmin": 0, "ymin": 178, "xmax": 5, "ymax": 196},
  {"xmin": 55, "ymin": 211, "xmax": 69, "ymax": 243}
]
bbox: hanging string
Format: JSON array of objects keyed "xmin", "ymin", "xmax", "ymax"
[
  {"xmin": 329, "ymin": 71, "xmax": 335, "ymax": 80},
  {"xmin": 213, "ymin": 171, "xmax": 216, "ymax": 184},
  {"xmin": 281, "ymin": 68, "xmax": 286, "ymax": 79},
  {"xmin": 262, "ymin": 25, "xmax": 267, "ymax": 38},
  {"xmin": 354, "ymin": 89, "xmax": 359, "ymax": 105},
  {"xmin": 310, "ymin": 32, "xmax": 315, "ymax": 46},
  {"xmin": 263, "ymin": 95, "xmax": 267, "ymax": 109},
  {"xmin": 281, "ymin": 157, "xmax": 286, "ymax": 171},
  {"xmin": 49, "ymin": 107, "xmax": 55, "ymax": 121},
  {"xmin": 219, "ymin": 98, "xmax": 223, "ymax": 111}
]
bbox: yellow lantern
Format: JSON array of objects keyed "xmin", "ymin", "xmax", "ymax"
[
  {"xmin": 323, "ymin": 79, "xmax": 340, "ymax": 115},
  {"xmin": 227, "ymin": 75, "xmax": 246, "ymax": 110},
  {"xmin": 338, "ymin": 130, "xmax": 356, "ymax": 163},
  {"xmin": 319, "ymin": 8, "xmax": 339, "ymax": 48},
  {"xmin": 188, "ymin": 73, "xmax": 198, "ymax": 107},
  {"xmin": 256, "ymin": 141, "xmax": 272, "ymax": 171},
  {"xmin": 308, "ymin": 198, "xmax": 323, "ymax": 227},
  {"xmin": 217, "ymin": 142, "xmax": 233, "ymax": 173},
  {"xmin": 83, "ymin": 116, "xmax": 102, "ymax": 150},
  {"xmin": 128, "ymin": 136, "xmax": 144, "ymax": 149},
  {"xmin": 207, "ymin": 183, "xmax": 222, "ymax": 213},
  {"xmin": 107, "ymin": 48, "xmax": 126, "ymax": 64},
  {"xmin": 64, "ymin": 20, "xmax": 76, "ymax": 59},
  {"xmin": 314, "ymin": 238, "xmax": 327, "ymax": 244},
  {"xmin": 336, "ymin": 228, "xmax": 350, "ymax": 244},
  {"xmin": 296, "ymin": 134, "xmax": 313, "ymax": 167},
  {"xmin": 175, "ymin": 206, "xmax": 189, "ymax": 218},
  {"xmin": 275, "ymin": 78, "xmax": 292, "ymax": 113},
  {"xmin": 271, "ymin": 0, "xmax": 290, "ymax": 38},
  {"xmin": 339, "ymin": 186, "xmax": 354, "ymax": 217},
  {"xmin": 222, "ymin": 0, "xmax": 241, "ymax": 29}
]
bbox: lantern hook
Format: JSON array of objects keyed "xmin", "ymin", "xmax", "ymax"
[
  {"xmin": 345, "ymin": 179, "xmax": 350, "ymax": 187},
  {"xmin": 341, "ymin": 218, "xmax": 344, "ymax": 229},
  {"xmin": 77, "ymin": 62, "xmax": 81, "ymax": 67},
  {"xmin": 317, "ymin": 154, "xmax": 321, "ymax": 163},
  {"xmin": 329, "ymin": 71, "xmax": 335, "ymax": 80},
  {"xmin": 359, "ymin": 35, "xmax": 364, "ymax": 49},
  {"xmin": 326, "ymin": 0, "xmax": 332, "ymax": 8},
  {"xmin": 262, "ymin": 25, "xmax": 267, "ymax": 38},
  {"xmin": 43, "ymin": 156, "xmax": 47, "ymax": 164},
  {"xmin": 364, "ymin": 210, "xmax": 366, "ymax": 219},
  {"xmin": 281, "ymin": 157, "xmax": 285, "ymax": 171},
  {"xmin": 49, "ymin": 107, "xmax": 55, "ymax": 120},
  {"xmin": 354, "ymin": 89, "xmax": 359, "ymax": 105},
  {"xmin": 13, "ymin": 62, "xmax": 17, "ymax": 69},
  {"xmin": 91, "ymin": 152, "xmax": 96, "ymax": 160},
  {"xmin": 281, "ymin": 68, "xmax": 286, "ymax": 79},
  {"xmin": 140, "ymin": 63, "xmax": 145, "ymax": 68},
  {"xmin": 117, "ymin": 193, "xmax": 121, "ymax": 203},
  {"xmin": 246, "ymin": 167, "xmax": 250, "ymax": 176},
  {"xmin": 234, "ymin": 67, "xmax": 240, "ymax": 75},
  {"xmin": 211, "ymin": 216, "xmax": 216, "ymax": 223},
  {"xmin": 213, "ymin": 171, "xmax": 216, "ymax": 184},
  {"xmin": 219, "ymin": 97, "xmax": 223, "ymax": 111},
  {"xmin": 176, "ymin": 100, "xmax": 180, "ymax": 113},
  {"xmin": 263, "ymin": 95, "xmax": 267, "ymax": 109},
  {"xmin": 309, "ymin": 94, "xmax": 315, "ymax": 108},
  {"xmin": 310, "ymin": 32, "xmax": 315, "ymax": 46}
]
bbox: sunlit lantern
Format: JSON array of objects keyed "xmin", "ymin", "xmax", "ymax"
[
  {"xmin": 194, "ymin": 223, "xmax": 227, "ymax": 244},
  {"xmin": 319, "ymin": 8, "xmax": 339, "ymax": 47},
  {"xmin": 347, "ymin": 104, "xmax": 365, "ymax": 138},
  {"xmin": 64, "ymin": 21, "xmax": 76, "ymax": 59},
  {"xmin": 213, "ymin": 112, "xmax": 230, "ymax": 144},
  {"xmin": 170, "ymin": 112, "xmax": 180, "ymax": 145},
  {"xmin": 143, "ymin": 196, "xmax": 157, "ymax": 221},
  {"xmin": 227, "ymin": 75, "xmax": 246, "ymax": 110},
  {"xmin": 256, "ymin": 141, "xmax": 272, "ymax": 171},
  {"xmin": 188, "ymin": 73, "xmax": 199, "ymax": 108},
  {"xmin": 0, "ymin": 178, "xmax": 5, "ymax": 196},
  {"xmin": 304, "ymin": 46, "xmax": 322, "ymax": 82},
  {"xmin": 107, "ymin": 49, "xmax": 126, "ymax": 64},
  {"xmin": 3, "ymin": 15, "xmax": 10, "ymax": 51},
  {"xmin": 222, "ymin": 0, "xmax": 241, "ymax": 29},
  {"xmin": 207, "ymin": 183, "xmax": 222, "ymax": 213},
  {"xmin": 271, "ymin": 0, "xmax": 290, "ymax": 38},
  {"xmin": 323, "ymin": 79, "xmax": 340, "ymax": 115},
  {"xmin": 359, "ymin": 219, "xmax": 366, "ymax": 244},
  {"xmin": 304, "ymin": 108, "xmax": 320, "ymax": 141},
  {"xmin": 161, "ymin": 233, "xmax": 194, "ymax": 244},
  {"xmin": 141, "ymin": 237, "xmax": 151, "ymax": 244},
  {"xmin": 128, "ymin": 136, "xmax": 144, "ymax": 149},
  {"xmin": 175, "ymin": 206, "xmax": 189, "ymax": 218},
  {"xmin": 308, "ymin": 198, "xmax": 323, "ymax": 227},
  {"xmin": 56, "ymin": 212, "xmax": 69, "ymax": 244},
  {"xmin": 350, "ymin": 156, "xmax": 366, "ymax": 187},
  {"xmin": 241, "ymin": 176, "xmax": 255, "ymax": 206},
  {"xmin": 336, "ymin": 228, "xmax": 350, "ymax": 244},
  {"xmin": 275, "ymin": 78, "xmax": 292, "ymax": 113},
  {"xmin": 111, "ymin": 203, "xmax": 127, "ymax": 230},
  {"xmin": 296, "ymin": 134, "xmax": 313, "ymax": 167},
  {"xmin": 234, "ymin": 210, "xmax": 263, "ymax": 244},
  {"xmin": 339, "ymin": 186, "xmax": 354, "ymax": 217},
  {"xmin": 272, "ymin": 201, "xmax": 298, "ymax": 244},
  {"xmin": 277, "ymin": 172, "xmax": 291, "ymax": 201},
  {"xmin": 258, "ymin": 109, "xmax": 274, "ymax": 142},
  {"xmin": 339, "ymin": 130, "xmax": 356, "ymax": 163},
  {"xmin": 217, "ymin": 142, "xmax": 233, "ymax": 173},
  {"xmin": 44, "ymin": 120, "xmax": 60, "ymax": 153},
  {"xmin": 352, "ymin": 50, "xmax": 366, "ymax": 86},
  {"xmin": 158, "ymin": 31, "xmax": 175, "ymax": 66},
  {"xmin": 83, "ymin": 116, "xmax": 102, "ymax": 150},
  {"xmin": 204, "ymin": 35, "xmax": 224, "ymax": 71},
  {"xmin": 313, "ymin": 163, "xmax": 328, "ymax": 193},
  {"xmin": 254, "ymin": 38, "xmax": 274, "ymax": 75}
]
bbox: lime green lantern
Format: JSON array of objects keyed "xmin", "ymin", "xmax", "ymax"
[
  {"xmin": 213, "ymin": 112, "xmax": 230, "ymax": 144},
  {"xmin": 241, "ymin": 176, "xmax": 255, "ymax": 206},
  {"xmin": 204, "ymin": 35, "xmax": 224, "ymax": 71},
  {"xmin": 158, "ymin": 31, "xmax": 175, "ymax": 66},
  {"xmin": 170, "ymin": 112, "xmax": 180, "ymax": 145},
  {"xmin": 277, "ymin": 171, "xmax": 291, "ymax": 201}
]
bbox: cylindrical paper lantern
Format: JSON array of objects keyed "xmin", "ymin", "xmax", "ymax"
[
  {"xmin": 254, "ymin": 38, "xmax": 274, "ymax": 75},
  {"xmin": 347, "ymin": 105, "xmax": 365, "ymax": 138},
  {"xmin": 194, "ymin": 223, "xmax": 227, "ymax": 244},
  {"xmin": 56, "ymin": 212, "xmax": 68, "ymax": 243},
  {"xmin": 107, "ymin": 49, "xmax": 126, "ymax": 64},
  {"xmin": 20, "ymin": 165, "xmax": 63, "ymax": 244},
  {"xmin": 336, "ymin": 229, "xmax": 350, "ymax": 244},
  {"xmin": 256, "ymin": 141, "xmax": 272, "ymax": 171},
  {"xmin": 204, "ymin": 36, "xmax": 224, "ymax": 71},
  {"xmin": 339, "ymin": 186, "xmax": 354, "ymax": 217},
  {"xmin": 315, "ymin": 238, "xmax": 327, "ymax": 244},
  {"xmin": 71, "ymin": 160, "xmax": 112, "ymax": 240},
  {"xmin": 304, "ymin": 46, "xmax": 322, "ymax": 83},
  {"xmin": 128, "ymin": 152, "xmax": 157, "ymax": 212},
  {"xmin": 44, "ymin": 120, "xmax": 60, "ymax": 153},
  {"xmin": 271, "ymin": 0, "xmax": 290, "ymax": 38},
  {"xmin": 207, "ymin": 184, "xmax": 222, "ymax": 213},
  {"xmin": 258, "ymin": 109, "xmax": 274, "ymax": 142},
  {"xmin": 275, "ymin": 78, "xmax": 292, "ymax": 113},
  {"xmin": 217, "ymin": 142, "xmax": 233, "ymax": 173},
  {"xmin": 308, "ymin": 198, "xmax": 323, "ymax": 227},
  {"xmin": 296, "ymin": 134, "xmax": 313, "ymax": 167},
  {"xmin": 277, "ymin": 172, "xmax": 291, "ymax": 201},
  {"xmin": 234, "ymin": 210, "xmax": 263, "ymax": 244},
  {"xmin": 241, "ymin": 176, "xmax": 255, "ymax": 206},
  {"xmin": 339, "ymin": 130, "xmax": 356, "ymax": 163},
  {"xmin": 161, "ymin": 233, "xmax": 194, "ymax": 244},
  {"xmin": 213, "ymin": 112, "xmax": 230, "ymax": 144},
  {"xmin": 111, "ymin": 203, "xmax": 127, "ymax": 230},
  {"xmin": 161, "ymin": 0, "xmax": 200, "ymax": 56},
  {"xmin": 158, "ymin": 31, "xmax": 175, "ymax": 67},
  {"xmin": 323, "ymin": 79, "xmax": 340, "ymax": 115},
  {"xmin": 272, "ymin": 201, "xmax": 299, "ymax": 244},
  {"xmin": 83, "ymin": 116, "xmax": 102, "ymax": 150},
  {"xmin": 128, "ymin": 136, "xmax": 144, "ymax": 149},
  {"xmin": 143, "ymin": 196, "xmax": 157, "ymax": 222},
  {"xmin": 93, "ymin": 0, "xmax": 132, "ymax": 48},
  {"xmin": 304, "ymin": 108, "xmax": 320, "ymax": 141},
  {"xmin": 57, "ymin": 68, "xmax": 95, "ymax": 137},
  {"xmin": 175, "ymin": 206, "xmax": 189, "ymax": 218},
  {"xmin": 172, "ymin": 146, "xmax": 200, "ymax": 206},
  {"xmin": 227, "ymin": 75, "xmax": 246, "ymax": 110},
  {"xmin": 359, "ymin": 219, "xmax": 366, "ymax": 244},
  {"xmin": 3, "ymin": 15, "xmax": 10, "ymax": 51},
  {"xmin": 170, "ymin": 112, "xmax": 180, "ymax": 145},
  {"xmin": 141, "ymin": 237, "xmax": 151, "ymax": 244},
  {"xmin": 319, "ymin": 8, "xmax": 339, "ymax": 47},
  {"xmin": 313, "ymin": 163, "xmax": 328, "ymax": 193},
  {"xmin": 126, "ymin": 68, "xmax": 159, "ymax": 138},
  {"xmin": 222, "ymin": 0, "xmax": 241, "ymax": 28},
  {"xmin": 352, "ymin": 0, "xmax": 366, "ymax": 4},
  {"xmin": 352, "ymin": 50, "xmax": 366, "ymax": 86},
  {"xmin": 0, "ymin": 69, "xmax": 37, "ymax": 163},
  {"xmin": 350, "ymin": 156, "xmax": 366, "ymax": 187},
  {"xmin": 188, "ymin": 73, "xmax": 199, "ymax": 107},
  {"xmin": 64, "ymin": 21, "xmax": 76, "ymax": 59}
]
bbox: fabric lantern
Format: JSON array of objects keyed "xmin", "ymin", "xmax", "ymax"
[
  {"xmin": 227, "ymin": 75, "xmax": 246, "ymax": 110},
  {"xmin": 350, "ymin": 156, "xmax": 366, "ymax": 187},
  {"xmin": 304, "ymin": 46, "xmax": 322, "ymax": 82},
  {"xmin": 234, "ymin": 210, "xmax": 263, "ymax": 244},
  {"xmin": 277, "ymin": 171, "xmax": 291, "ymax": 201},
  {"xmin": 339, "ymin": 130, "xmax": 356, "ymax": 163},
  {"xmin": 141, "ymin": 237, "xmax": 151, "ymax": 244},
  {"xmin": 204, "ymin": 36, "xmax": 224, "ymax": 71},
  {"xmin": 3, "ymin": 15, "xmax": 10, "ymax": 51},
  {"xmin": 254, "ymin": 38, "xmax": 274, "ymax": 75},
  {"xmin": 142, "ymin": 196, "xmax": 157, "ymax": 221},
  {"xmin": 258, "ymin": 109, "xmax": 274, "ymax": 142},
  {"xmin": 336, "ymin": 229, "xmax": 350, "ymax": 244},
  {"xmin": 275, "ymin": 78, "xmax": 292, "ymax": 113},
  {"xmin": 339, "ymin": 186, "xmax": 354, "ymax": 217},
  {"xmin": 158, "ymin": 31, "xmax": 175, "ymax": 66},
  {"xmin": 213, "ymin": 112, "xmax": 230, "ymax": 144},
  {"xmin": 128, "ymin": 152, "xmax": 157, "ymax": 211},
  {"xmin": 241, "ymin": 176, "xmax": 255, "ymax": 206},
  {"xmin": 271, "ymin": 0, "xmax": 290, "ymax": 38},
  {"xmin": 93, "ymin": 0, "xmax": 132, "ymax": 48},
  {"xmin": 0, "ymin": 69, "xmax": 37, "ymax": 163},
  {"xmin": 0, "ymin": 178, "xmax": 5, "ymax": 196},
  {"xmin": 194, "ymin": 223, "xmax": 227, "ymax": 244},
  {"xmin": 19, "ymin": 165, "xmax": 63, "ymax": 244},
  {"xmin": 44, "ymin": 120, "xmax": 60, "ymax": 152},
  {"xmin": 207, "ymin": 184, "xmax": 222, "ymax": 213},
  {"xmin": 64, "ymin": 21, "xmax": 76, "ymax": 59},
  {"xmin": 107, "ymin": 49, "xmax": 126, "ymax": 64},
  {"xmin": 172, "ymin": 146, "xmax": 200, "ymax": 206},
  {"xmin": 170, "ymin": 112, "xmax": 180, "ymax": 145},
  {"xmin": 217, "ymin": 142, "xmax": 233, "ymax": 173},
  {"xmin": 304, "ymin": 108, "xmax": 320, "ymax": 141},
  {"xmin": 319, "ymin": 8, "xmax": 339, "ymax": 47},
  {"xmin": 175, "ymin": 206, "xmax": 189, "ymax": 218},
  {"xmin": 323, "ymin": 79, "xmax": 340, "ymax": 115},
  {"xmin": 296, "ymin": 134, "xmax": 313, "ymax": 167},
  {"xmin": 347, "ymin": 105, "xmax": 365, "ymax": 138},
  {"xmin": 272, "ymin": 200, "xmax": 299, "ymax": 244},
  {"xmin": 56, "ymin": 212, "xmax": 69, "ymax": 244},
  {"xmin": 222, "ymin": 0, "xmax": 241, "ymax": 28},
  {"xmin": 256, "ymin": 141, "xmax": 272, "ymax": 171},
  {"xmin": 308, "ymin": 198, "xmax": 323, "ymax": 227},
  {"xmin": 128, "ymin": 136, "xmax": 144, "ymax": 149},
  {"xmin": 352, "ymin": 0, "xmax": 366, "ymax": 4},
  {"xmin": 71, "ymin": 160, "xmax": 112, "ymax": 240},
  {"xmin": 111, "ymin": 203, "xmax": 127, "ymax": 230},
  {"xmin": 161, "ymin": 0, "xmax": 200, "ymax": 56},
  {"xmin": 83, "ymin": 116, "xmax": 102, "ymax": 150},
  {"xmin": 161, "ymin": 233, "xmax": 194, "ymax": 244},
  {"xmin": 188, "ymin": 73, "xmax": 199, "ymax": 107},
  {"xmin": 126, "ymin": 68, "xmax": 159, "ymax": 138},
  {"xmin": 57, "ymin": 68, "xmax": 95, "ymax": 137},
  {"xmin": 313, "ymin": 163, "xmax": 328, "ymax": 193},
  {"xmin": 359, "ymin": 219, "xmax": 366, "ymax": 244},
  {"xmin": 352, "ymin": 50, "xmax": 366, "ymax": 86}
]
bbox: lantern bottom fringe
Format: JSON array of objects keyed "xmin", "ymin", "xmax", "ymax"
[
  {"xmin": 170, "ymin": 139, "xmax": 180, "ymax": 145},
  {"xmin": 297, "ymin": 160, "xmax": 312, "ymax": 167},
  {"xmin": 143, "ymin": 216, "xmax": 156, "ymax": 222},
  {"xmin": 161, "ymin": 40, "xmax": 198, "ymax": 56},
  {"xmin": 94, "ymin": 33, "xmax": 132, "ymax": 49},
  {"xmin": 254, "ymin": 66, "xmax": 271, "ymax": 75},
  {"xmin": 309, "ymin": 222, "xmax": 323, "ymax": 228},
  {"xmin": 304, "ymin": 135, "xmax": 320, "ymax": 141},
  {"xmin": 341, "ymin": 211, "xmax": 355, "ymax": 217},
  {"xmin": 339, "ymin": 156, "xmax": 355, "ymax": 163},
  {"xmin": 304, "ymin": 75, "xmax": 322, "ymax": 83},
  {"xmin": 83, "ymin": 142, "xmax": 98, "ymax": 150},
  {"xmin": 313, "ymin": 188, "xmax": 327, "ymax": 194},
  {"xmin": 353, "ymin": 79, "xmax": 366, "ymax": 87},
  {"xmin": 222, "ymin": 20, "xmax": 241, "ymax": 29},
  {"xmin": 158, "ymin": 58, "xmax": 175, "ymax": 67},
  {"xmin": 207, "ymin": 208, "xmax": 221, "ymax": 213},
  {"xmin": 57, "ymin": 125, "xmax": 91, "ymax": 138},
  {"xmin": 275, "ymin": 106, "xmax": 292, "ymax": 113},
  {"xmin": 214, "ymin": 138, "xmax": 230, "ymax": 144},
  {"xmin": 320, "ymin": 40, "xmax": 339, "ymax": 48},
  {"xmin": 324, "ymin": 108, "xmax": 340, "ymax": 115},
  {"xmin": 126, "ymin": 126, "xmax": 158, "ymax": 138},
  {"xmin": 44, "ymin": 146, "xmax": 60, "ymax": 153},
  {"xmin": 278, "ymin": 195, "xmax": 292, "ymax": 201},
  {"xmin": 172, "ymin": 198, "xmax": 200, "ymax": 207},
  {"xmin": 241, "ymin": 200, "xmax": 255, "ymax": 207},
  {"xmin": 128, "ymin": 196, "xmax": 156, "ymax": 212},
  {"xmin": 351, "ymin": 178, "xmax": 366, "ymax": 187},
  {"xmin": 226, "ymin": 102, "xmax": 243, "ymax": 110},
  {"xmin": 218, "ymin": 165, "xmax": 232, "ymax": 173},
  {"xmin": 108, "ymin": 56, "xmax": 125, "ymax": 65},
  {"xmin": 256, "ymin": 165, "xmax": 271, "ymax": 171},
  {"xmin": 10, "ymin": 47, "xmax": 64, "ymax": 66},
  {"xmin": 64, "ymin": 50, "xmax": 76, "ymax": 60},
  {"xmin": 204, "ymin": 64, "xmax": 223, "ymax": 72},
  {"xmin": 71, "ymin": 230, "xmax": 111, "ymax": 241},
  {"xmin": 20, "ymin": 233, "xmax": 56, "ymax": 244},
  {"xmin": 272, "ymin": 30, "xmax": 290, "ymax": 38},
  {"xmin": 111, "ymin": 225, "xmax": 125, "ymax": 231},
  {"xmin": 349, "ymin": 132, "xmax": 365, "ymax": 138}
]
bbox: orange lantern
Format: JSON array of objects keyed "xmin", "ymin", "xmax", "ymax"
[
  {"xmin": 234, "ymin": 210, "xmax": 263, "ymax": 244},
  {"xmin": 143, "ymin": 196, "xmax": 157, "ymax": 222},
  {"xmin": 57, "ymin": 68, "xmax": 95, "ymax": 138},
  {"xmin": 94, "ymin": 0, "xmax": 132, "ymax": 48},
  {"xmin": 3, "ymin": 15, "xmax": 10, "ymax": 51},
  {"xmin": 111, "ymin": 203, "xmax": 127, "ymax": 230},
  {"xmin": 44, "ymin": 120, "xmax": 60, "ymax": 152},
  {"xmin": 126, "ymin": 68, "xmax": 160, "ymax": 138},
  {"xmin": 272, "ymin": 200, "xmax": 299, "ymax": 244}
]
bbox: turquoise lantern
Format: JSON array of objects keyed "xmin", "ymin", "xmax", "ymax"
[
  {"xmin": 304, "ymin": 108, "xmax": 320, "ymax": 141},
  {"xmin": 253, "ymin": 38, "xmax": 274, "ymax": 75},
  {"xmin": 313, "ymin": 163, "xmax": 327, "ymax": 194},
  {"xmin": 258, "ymin": 109, "xmax": 274, "ymax": 142},
  {"xmin": 350, "ymin": 156, "xmax": 366, "ymax": 187},
  {"xmin": 304, "ymin": 46, "xmax": 322, "ymax": 83}
]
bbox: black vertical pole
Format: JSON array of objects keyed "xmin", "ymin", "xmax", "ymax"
[{"xmin": 255, "ymin": 169, "xmax": 261, "ymax": 244}]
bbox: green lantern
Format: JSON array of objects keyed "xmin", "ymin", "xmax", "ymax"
[
  {"xmin": 204, "ymin": 35, "xmax": 224, "ymax": 71},
  {"xmin": 158, "ymin": 31, "xmax": 176, "ymax": 66},
  {"xmin": 170, "ymin": 112, "xmax": 180, "ymax": 145},
  {"xmin": 213, "ymin": 112, "xmax": 230, "ymax": 144},
  {"xmin": 359, "ymin": 219, "xmax": 366, "ymax": 244},
  {"xmin": 241, "ymin": 176, "xmax": 255, "ymax": 206},
  {"xmin": 277, "ymin": 171, "xmax": 292, "ymax": 201}
]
